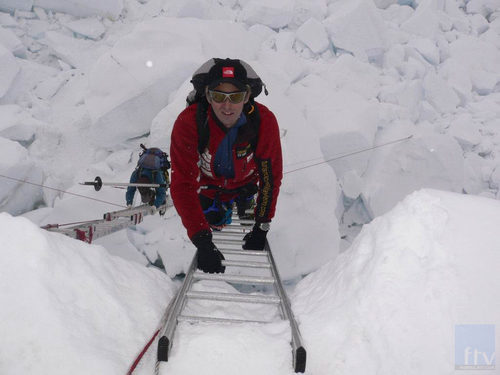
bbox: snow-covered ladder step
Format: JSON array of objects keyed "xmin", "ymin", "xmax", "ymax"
[
  {"xmin": 212, "ymin": 238, "xmax": 245, "ymax": 245},
  {"xmin": 228, "ymin": 218, "xmax": 254, "ymax": 225},
  {"xmin": 224, "ymin": 224, "xmax": 252, "ymax": 230},
  {"xmin": 193, "ymin": 271, "xmax": 275, "ymax": 285},
  {"xmin": 221, "ymin": 259, "xmax": 271, "ymax": 268},
  {"xmin": 218, "ymin": 248, "xmax": 267, "ymax": 256},
  {"xmin": 177, "ymin": 315, "xmax": 272, "ymax": 324},
  {"xmin": 186, "ymin": 291, "xmax": 280, "ymax": 304},
  {"xmin": 212, "ymin": 231, "xmax": 248, "ymax": 238}
]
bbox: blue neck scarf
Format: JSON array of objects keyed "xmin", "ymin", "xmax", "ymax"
[{"xmin": 214, "ymin": 113, "xmax": 247, "ymax": 178}]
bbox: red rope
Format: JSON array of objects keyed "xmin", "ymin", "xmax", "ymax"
[{"xmin": 127, "ymin": 329, "xmax": 160, "ymax": 375}]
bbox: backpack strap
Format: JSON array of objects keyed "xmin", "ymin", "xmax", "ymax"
[
  {"xmin": 196, "ymin": 99, "xmax": 210, "ymax": 154},
  {"xmin": 245, "ymin": 101, "xmax": 260, "ymax": 151}
]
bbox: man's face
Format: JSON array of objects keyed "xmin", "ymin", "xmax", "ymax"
[{"xmin": 207, "ymin": 83, "xmax": 249, "ymax": 128}]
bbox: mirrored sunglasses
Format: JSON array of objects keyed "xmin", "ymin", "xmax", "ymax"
[{"xmin": 208, "ymin": 90, "xmax": 247, "ymax": 104}]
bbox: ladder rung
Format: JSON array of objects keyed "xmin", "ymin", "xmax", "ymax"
[
  {"xmin": 219, "ymin": 248, "xmax": 268, "ymax": 256},
  {"xmin": 229, "ymin": 219, "xmax": 255, "ymax": 225},
  {"xmin": 231, "ymin": 209, "xmax": 253, "ymax": 216},
  {"xmin": 213, "ymin": 238, "xmax": 245, "ymax": 245},
  {"xmin": 221, "ymin": 259, "xmax": 270, "ymax": 268},
  {"xmin": 178, "ymin": 315, "xmax": 272, "ymax": 324},
  {"xmin": 224, "ymin": 224, "xmax": 252, "ymax": 230},
  {"xmin": 193, "ymin": 272, "xmax": 275, "ymax": 285},
  {"xmin": 213, "ymin": 231, "xmax": 246, "ymax": 238},
  {"xmin": 186, "ymin": 291, "xmax": 280, "ymax": 304}
]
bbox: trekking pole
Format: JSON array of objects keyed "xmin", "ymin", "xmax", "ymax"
[{"xmin": 80, "ymin": 176, "xmax": 169, "ymax": 191}]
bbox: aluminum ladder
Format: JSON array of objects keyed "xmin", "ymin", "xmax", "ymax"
[
  {"xmin": 157, "ymin": 216, "xmax": 306, "ymax": 373},
  {"xmin": 42, "ymin": 203, "xmax": 169, "ymax": 243}
]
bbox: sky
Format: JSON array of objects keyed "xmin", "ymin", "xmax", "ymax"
[{"xmin": 0, "ymin": 0, "xmax": 499, "ymax": 374}]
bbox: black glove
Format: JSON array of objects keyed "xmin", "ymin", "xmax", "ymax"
[
  {"xmin": 242, "ymin": 224, "xmax": 268, "ymax": 250},
  {"xmin": 192, "ymin": 230, "xmax": 225, "ymax": 273}
]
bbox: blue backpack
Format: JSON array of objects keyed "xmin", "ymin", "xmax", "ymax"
[{"xmin": 138, "ymin": 144, "xmax": 170, "ymax": 171}]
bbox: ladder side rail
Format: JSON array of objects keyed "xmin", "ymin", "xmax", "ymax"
[
  {"xmin": 47, "ymin": 217, "xmax": 139, "ymax": 243},
  {"xmin": 45, "ymin": 203, "xmax": 169, "ymax": 243},
  {"xmin": 43, "ymin": 218, "xmax": 104, "ymax": 232},
  {"xmin": 158, "ymin": 252, "xmax": 198, "ymax": 362},
  {"xmin": 103, "ymin": 203, "xmax": 168, "ymax": 221},
  {"xmin": 90, "ymin": 218, "xmax": 140, "ymax": 241},
  {"xmin": 265, "ymin": 241, "xmax": 307, "ymax": 373}
]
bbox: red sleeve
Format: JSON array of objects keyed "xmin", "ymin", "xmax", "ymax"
[
  {"xmin": 170, "ymin": 105, "xmax": 210, "ymax": 239},
  {"xmin": 253, "ymin": 103, "xmax": 283, "ymax": 223}
]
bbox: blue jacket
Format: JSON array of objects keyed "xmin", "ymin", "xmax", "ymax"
[{"xmin": 125, "ymin": 168, "xmax": 167, "ymax": 208}]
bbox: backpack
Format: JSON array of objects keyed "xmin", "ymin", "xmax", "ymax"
[
  {"xmin": 136, "ymin": 144, "xmax": 171, "ymax": 184},
  {"xmin": 186, "ymin": 58, "xmax": 268, "ymax": 154}
]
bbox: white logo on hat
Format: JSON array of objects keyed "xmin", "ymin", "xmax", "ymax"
[{"xmin": 222, "ymin": 67, "xmax": 235, "ymax": 78}]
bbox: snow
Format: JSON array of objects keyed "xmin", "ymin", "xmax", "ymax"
[
  {"xmin": 295, "ymin": 18, "xmax": 330, "ymax": 54},
  {"xmin": 239, "ymin": 0, "xmax": 295, "ymax": 29},
  {"xmin": 162, "ymin": 321, "xmax": 293, "ymax": 375},
  {"xmin": 362, "ymin": 134, "xmax": 465, "ymax": 217},
  {"xmin": 33, "ymin": 0, "xmax": 124, "ymax": 19},
  {"xmin": 0, "ymin": 212, "xmax": 174, "ymax": 374},
  {"xmin": 2, "ymin": 189, "xmax": 500, "ymax": 374},
  {"xmin": 0, "ymin": 58, "xmax": 58, "ymax": 105},
  {"xmin": 42, "ymin": 30, "xmax": 108, "ymax": 69},
  {"xmin": 0, "ymin": 43, "xmax": 19, "ymax": 98},
  {"xmin": 0, "ymin": 137, "xmax": 43, "ymax": 214},
  {"xmin": 0, "ymin": 0, "xmax": 33, "ymax": 13},
  {"xmin": 423, "ymin": 70, "xmax": 460, "ymax": 113},
  {"xmin": 0, "ymin": 0, "xmax": 500, "ymax": 373},
  {"xmin": 0, "ymin": 103, "xmax": 42, "ymax": 142},
  {"xmin": 401, "ymin": 0, "xmax": 442, "ymax": 38},
  {"xmin": 466, "ymin": 0, "xmax": 500, "ymax": 17},
  {"xmin": 293, "ymin": 189, "xmax": 500, "ymax": 374},
  {"xmin": 0, "ymin": 25, "xmax": 26, "ymax": 57},
  {"xmin": 0, "ymin": 11, "xmax": 17, "ymax": 26},
  {"xmin": 324, "ymin": 0, "xmax": 388, "ymax": 62},
  {"xmin": 63, "ymin": 17, "xmax": 106, "ymax": 40},
  {"xmin": 407, "ymin": 37, "xmax": 440, "ymax": 65}
]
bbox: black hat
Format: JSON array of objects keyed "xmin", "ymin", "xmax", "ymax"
[{"xmin": 207, "ymin": 58, "xmax": 248, "ymax": 91}]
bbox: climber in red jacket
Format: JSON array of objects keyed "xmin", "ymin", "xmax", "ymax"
[{"xmin": 170, "ymin": 58, "xmax": 283, "ymax": 274}]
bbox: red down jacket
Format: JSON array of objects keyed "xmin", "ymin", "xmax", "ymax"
[{"xmin": 170, "ymin": 102, "xmax": 283, "ymax": 239}]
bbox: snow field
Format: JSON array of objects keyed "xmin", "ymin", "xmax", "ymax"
[
  {"xmin": 0, "ymin": 0, "xmax": 500, "ymax": 373},
  {"xmin": 293, "ymin": 189, "xmax": 500, "ymax": 374},
  {"xmin": 0, "ymin": 212, "xmax": 175, "ymax": 375}
]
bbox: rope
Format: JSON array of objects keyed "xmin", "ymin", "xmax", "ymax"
[
  {"xmin": 126, "ymin": 329, "xmax": 161, "ymax": 375},
  {"xmin": 1, "ymin": 135, "xmax": 412, "ymax": 208},
  {"xmin": 0, "ymin": 174, "xmax": 126, "ymax": 208},
  {"xmin": 284, "ymin": 135, "xmax": 413, "ymax": 175},
  {"xmin": 127, "ymin": 297, "xmax": 175, "ymax": 375}
]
